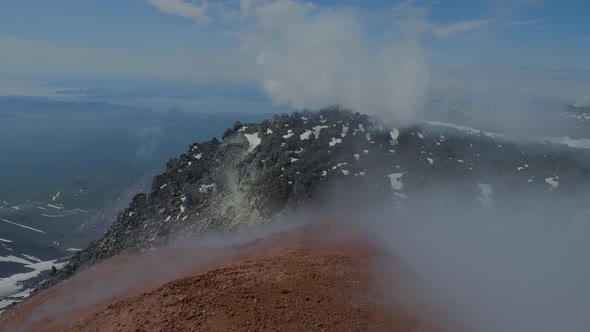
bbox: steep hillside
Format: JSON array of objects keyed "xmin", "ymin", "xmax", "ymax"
[{"xmin": 0, "ymin": 101, "xmax": 271, "ymax": 309}]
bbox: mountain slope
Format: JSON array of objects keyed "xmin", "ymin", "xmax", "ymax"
[
  {"xmin": 0, "ymin": 100, "xmax": 272, "ymax": 308},
  {"xmin": 40, "ymin": 107, "xmax": 590, "ymax": 291},
  {"xmin": 64, "ymin": 248, "xmax": 418, "ymax": 332},
  {"xmin": 0, "ymin": 223, "xmax": 432, "ymax": 331}
]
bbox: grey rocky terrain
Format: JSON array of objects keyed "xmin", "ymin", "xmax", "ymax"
[{"xmin": 39, "ymin": 107, "xmax": 590, "ymax": 291}]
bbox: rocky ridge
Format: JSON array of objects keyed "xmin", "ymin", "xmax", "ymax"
[{"xmin": 40, "ymin": 107, "xmax": 590, "ymax": 289}]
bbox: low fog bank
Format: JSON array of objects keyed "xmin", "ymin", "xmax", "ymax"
[
  {"xmin": 12, "ymin": 180, "xmax": 590, "ymax": 332},
  {"xmin": 356, "ymin": 188, "xmax": 590, "ymax": 332},
  {"xmin": 193, "ymin": 180, "xmax": 590, "ymax": 331}
]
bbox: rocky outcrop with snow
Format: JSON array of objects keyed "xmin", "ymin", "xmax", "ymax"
[{"xmin": 39, "ymin": 107, "xmax": 590, "ymax": 290}]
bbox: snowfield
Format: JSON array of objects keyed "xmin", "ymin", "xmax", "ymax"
[{"xmin": 0, "ymin": 256, "xmax": 66, "ymax": 308}]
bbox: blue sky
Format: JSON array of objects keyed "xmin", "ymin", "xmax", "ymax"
[{"xmin": 1, "ymin": 0, "xmax": 589, "ymax": 110}]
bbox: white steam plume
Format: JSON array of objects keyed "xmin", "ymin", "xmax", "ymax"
[
  {"xmin": 361, "ymin": 191, "xmax": 590, "ymax": 332},
  {"xmin": 238, "ymin": 0, "xmax": 431, "ymax": 123},
  {"xmin": 148, "ymin": 0, "xmax": 211, "ymax": 24}
]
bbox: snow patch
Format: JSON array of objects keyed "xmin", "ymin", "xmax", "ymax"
[
  {"xmin": 386, "ymin": 173, "xmax": 405, "ymax": 191},
  {"xmin": 312, "ymin": 125, "xmax": 328, "ymax": 139},
  {"xmin": 341, "ymin": 125, "xmax": 348, "ymax": 137},
  {"xmin": 390, "ymin": 128, "xmax": 399, "ymax": 145},
  {"xmin": 0, "ymin": 218, "xmax": 45, "ymax": 234},
  {"xmin": 244, "ymin": 133, "xmax": 261, "ymax": 152},
  {"xmin": 300, "ymin": 130, "xmax": 313, "ymax": 140},
  {"xmin": 283, "ymin": 129, "xmax": 294, "ymax": 139},
  {"xmin": 41, "ymin": 214, "xmax": 66, "ymax": 218},
  {"xmin": 46, "ymin": 204, "xmax": 63, "ymax": 210},
  {"xmin": 329, "ymin": 138, "xmax": 342, "ymax": 146},
  {"xmin": 0, "ymin": 258, "xmax": 65, "ymax": 300},
  {"xmin": 545, "ymin": 177, "xmax": 559, "ymax": 190},
  {"xmin": 422, "ymin": 121, "xmax": 503, "ymax": 138}
]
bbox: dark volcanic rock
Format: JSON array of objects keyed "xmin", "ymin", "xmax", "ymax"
[{"xmin": 38, "ymin": 107, "xmax": 590, "ymax": 290}]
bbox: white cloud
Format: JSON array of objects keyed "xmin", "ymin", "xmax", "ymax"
[
  {"xmin": 147, "ymin": 0, "xmax": 211, "ymax": 24},
  {"xmin": 0, "ymin": 81, "xmax": 70, "ymax": 97},
  {"xmin": 232, "ymin": 0, "xmax": 580, "ymax": 123},
  {"xmin": 431, "ymin": 19, "xmax": 542, "ymax": 38},
  {"xmin": 433, "ymin": 20, "xmax": 495, "ymax": 38},
  {"xmin": 3, "ymin": 0, "xmax": 584, "ymax": 118},
  {"xmin": 499, "ymin": 19, "xmax": 543, "ymax": 27}
]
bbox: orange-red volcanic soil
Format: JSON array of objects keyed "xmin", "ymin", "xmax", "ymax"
[{"xmin": 1, "ymin": 224, "xmax": 437, "ymax": 331}]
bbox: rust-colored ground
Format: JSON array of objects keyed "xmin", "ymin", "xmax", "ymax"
[{"xmin": 1, "ymin": 223, "xmax": 436, "ymax": 331}]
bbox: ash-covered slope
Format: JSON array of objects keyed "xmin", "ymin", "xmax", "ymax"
[{"xmin": 41, "ymin": 107, "xmax": 590, "ymax": 289}]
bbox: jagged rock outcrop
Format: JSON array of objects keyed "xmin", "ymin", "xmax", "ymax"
[{"xmin": 40, "ymin": 107, "xmax": 590, "ymax": 289}]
